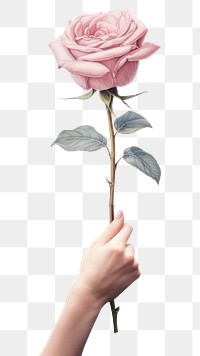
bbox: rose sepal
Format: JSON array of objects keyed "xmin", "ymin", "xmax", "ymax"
[
  {"xmin": 107, "ymin": 87, "xmax": 147, "ymax": 109},
  {"xmin": 99, "ymin": 90, "xmax": 116, "ymax": 117},
  {"xmin": 59, "ymin": 89, "xmax": 96, "ymax": 101}
]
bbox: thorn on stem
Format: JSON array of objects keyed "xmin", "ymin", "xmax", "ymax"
[
  {"xmin": 115, "ymin": 306, "xmax": 120, "ymax": 314},
  {"xmin": 105, "ymin": 177, "xmax": 112, "ymax": 186}
]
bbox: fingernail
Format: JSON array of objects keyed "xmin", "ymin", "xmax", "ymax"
[{"xmin": 115, "ymin": 209, "xmax": 123, "ymax": 219}]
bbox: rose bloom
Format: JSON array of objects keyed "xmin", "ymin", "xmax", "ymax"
[{"xmin": 49, "ymin": 9, "xmax": 160, "ymax": 91}]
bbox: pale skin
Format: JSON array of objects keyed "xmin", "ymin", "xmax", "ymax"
[{"xmin": 40, "ymin": 209, "xmax": 141, "ymax": 356}]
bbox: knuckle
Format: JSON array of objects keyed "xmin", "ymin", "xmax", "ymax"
[
  {"xmin": 110, "ymin": 244, "xmax": 123, "ymax": 255},
  {"xmin": 134, "ymin": 261, "xmax": 139, "ymax": 269},
  {"xmin": 132, "ymin": 246, "xmax": 135, "ymax": 254},
  {"xmin": 134, "ymin": 270, "xmax": 141, "ymax": 281},
  {"xmin": 124, "ymin": 223, "xmax": 133, "ymax": 233},
  {"xmin": 116, "ymin": 246, "xmax": 124, "ymax": 255},
  {"xmin": 126, "ymin": 243, "xmax": 135, "ymax": 251},
  {"xmin": 125, "ymin": 254, "xmax": 134, "ymax": 266}
]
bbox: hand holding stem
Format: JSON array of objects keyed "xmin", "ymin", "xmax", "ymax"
[{"xmin": 40, "ymin": 211, "xmax": 140, "ymax": 356}]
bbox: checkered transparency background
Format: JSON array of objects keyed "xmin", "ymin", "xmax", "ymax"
[{"xmin": 0, "ymin": 0, "xmax": 199, "ymax": 355}]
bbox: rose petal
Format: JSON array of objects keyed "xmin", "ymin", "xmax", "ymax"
[
  {"xmin": 89, "ymin": 13, "xmax": 109, "ymax": 32},
  {"xmin": 115, "ymin": 61, "xmax": 139, "ymax": 87},
  {"xmin": 119, "ymin": 14, "xmax": 127, "ymax": 32},
  {"xmin": 118, "ymin": 10, "xmax": 132, "ymax": 36},
  {"xmin": 65, "ymin": 20, "xmax": 73, "ymax": 41},
  {"xmin": 68, "ymin": 49, "xmax": 90, "ymax": 58},
  {"xmin": 98, "ymin": 36, "xmax": 127, "ymax": 48},
  {"xmin": 65, "ymin": 43, "xmax": 102, "ymax": 53},
  {"xmin": 99, "ymin": 57, "xmax": 118, "ymax": 72},
  {"xmin": 101, "ymin": 33, "xmax": 117, "ymax": 40},
  {"xmin": 77, "ymin": 38, "xmax": 102, "ymax": 47},
  {"xmin": 97, "ymin": 20, "xmax": 137, "ymax": 49},
  {"xmin": 123, "ymin": 19, "xmax": 148, "ymax": 45},
  {"xmin": 71, "ymin": 13, "xmax": 101, "ymax": 40},
  {"xmin": 88, "ymin": 72, "xmax": 115, "ymax": 90},
  {"xmin": 113, "ymin": 42, "xmax": 160, "ymax": 73},
  {"xmin": 79, "ymin": 13, "xmax": 100, "ymax": 27},
  {"xmin": 62, "ymin": 60, "xmax": 110, "ymax": 77},
  {"xmin": 108, "ymin": 15, "xmax": 117, "ymax": 25},
  {"xmin": 69, "ymin": 14, "xmax": 84, "ymax": 41},
  {"xmin": 74, "ymin": 21, "xmax": 84, "ymax": 37},
  {"xmin": 96, "ymin": 21, "xmax": 118, "ymax": 33},
  {"xmin": 78, "ymin": 45, "xmax": 135, "ymax": 61},
  {"xmin": 113, "ymin": 53, "xmax": 130, "ymax": 73},
  {"xmin": 49, "ymin": 37, "xmax": 75, "ymax": 68},
  {"xmin": 137, "ymin": 31, "xmax": 148, "ymax": 47},
  {"xmin": 127, "ymin": 42, "xmax": 160, "ymax": 61},
  {"xmin": 70, "ymin": 73, "xmax": 91, "ymax": 90}
]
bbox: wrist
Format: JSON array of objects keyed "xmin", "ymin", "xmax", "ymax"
[{"xmin": 67, "ymin": 278, "xmax": 105, "ymax": 313}]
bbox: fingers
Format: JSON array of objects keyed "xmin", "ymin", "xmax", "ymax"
[
  {"xmin": 125, "ymin": 243, "xmax": 135, "ymax": 257},
  {"xmin": 93, "ymin": 209, "xmax": 125, "ymax": 246},
  {"xmin": 125, "ymin": 244, "xmax": 139, "ymax": 268},
  {"xmin": 107, "ymin": 223, "xmax": 133, "ymax": 248}
]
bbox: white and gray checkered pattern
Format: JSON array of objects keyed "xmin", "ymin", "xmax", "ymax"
[{"xmin": 0, "ymin": 0, "xmax": 199, "ymax": 355}]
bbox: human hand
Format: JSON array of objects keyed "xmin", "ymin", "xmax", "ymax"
[{"xmin": 71, "ymin": 209, "xmax": 141, "ymax": 310}]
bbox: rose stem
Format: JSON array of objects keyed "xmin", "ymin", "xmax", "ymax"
[{"xmin": 106, "ymin": 105, "xmax": 119, "ymax": 333}]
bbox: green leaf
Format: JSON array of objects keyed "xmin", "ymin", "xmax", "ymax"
[
  {"xmin": 114, "ymin": 111, "xmax": 152, "ymax": 134},
  {"xmin": 59, "ymin": 89, "xmax": 96, "ymax": 100},
  {"xmin": 51, "ymin": 125, "xmax": 107, "ymax": 152},
  {"xmin": 123, "ymin": 146, "xmax": 161, "ymax": 184}
]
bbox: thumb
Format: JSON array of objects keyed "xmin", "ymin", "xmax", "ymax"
[{"xmin": 93, "ymin": 209, "xmax": 124, "ymax": 246}]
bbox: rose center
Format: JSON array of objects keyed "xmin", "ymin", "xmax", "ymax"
[{"xmin": 82, "ymin": 19, "xmax": 119, "ymax": 40}]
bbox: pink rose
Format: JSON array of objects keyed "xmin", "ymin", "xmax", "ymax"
[{"xmin": 49, "ymin": 9, "xmax": 160, "ymax": 91}]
